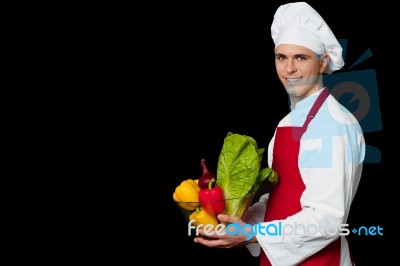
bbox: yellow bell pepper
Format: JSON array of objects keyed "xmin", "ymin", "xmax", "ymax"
[
  {"xmin": 189, "ymin": 206, "xmax": 218, "ymax": 228},
  {"xmin": 173, "ymin": 179, "xmax": 200, "ymax": 211}
]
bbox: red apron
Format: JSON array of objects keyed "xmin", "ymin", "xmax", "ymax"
[{"xmin": 260, "ymin": 88, "xmax": 342, "ymax": 266}]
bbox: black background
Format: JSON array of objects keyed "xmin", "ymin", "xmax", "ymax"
[{"xmin": 127, "ymin": 1, "xmax": 387, "ymax": 265}]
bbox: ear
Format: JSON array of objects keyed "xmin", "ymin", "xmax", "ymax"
[{"xmin": 319, "ymin": 54, "xmax": 329, "ymax": 73}]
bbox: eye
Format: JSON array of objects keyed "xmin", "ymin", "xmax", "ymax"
[
  {"xmin": 276, "ymin": 55, "xmax": 286, "ymax": 61},
  {"xmin": 297, "ymin": 56, "xmax": 307, "ymax": 61}
]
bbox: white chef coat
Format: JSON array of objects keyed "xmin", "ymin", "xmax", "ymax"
[{"xmin": 244, "ymin": 89, "xmax": 365, "ymax": 265}]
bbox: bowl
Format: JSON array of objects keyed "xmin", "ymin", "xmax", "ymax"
[{"xmin": 174, "ymin": 193, "xmax": 255, "ymax": 228}]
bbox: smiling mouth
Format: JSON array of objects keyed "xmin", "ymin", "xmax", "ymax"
[
  {"xmin": 286, "ymin": 78, "xmax": 301, "ymax": 81},
  {"xmin": 286, "ymin": 77, "xmax": 301, "ymax": 86}
]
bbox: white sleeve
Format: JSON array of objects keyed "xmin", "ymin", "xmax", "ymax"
[
  {"xmin": 267, "ymin": 129, "xmax": 276, "ymax": 168},
  {"xmin": 243, "ymin": 194, "xmax": 269, "ymax": 256}
]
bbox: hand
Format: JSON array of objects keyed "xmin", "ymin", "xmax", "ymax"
[{"xmin": 194, "ymin": 214, "xmax": 257, "ymax": 248}]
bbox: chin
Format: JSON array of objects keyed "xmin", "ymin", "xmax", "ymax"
[{"xmin": 284, "ymin": 86, "xmax": 299, "ymax": 96}]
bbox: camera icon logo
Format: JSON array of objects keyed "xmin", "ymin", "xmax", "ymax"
[{"xmin": 324, "ymin": 39, "xmax": 382, "ymax": 163}]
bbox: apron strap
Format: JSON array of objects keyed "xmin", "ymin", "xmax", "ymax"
[{"xmin": 303, "ymin": 88, "xmax": 330, "ymax": 128}]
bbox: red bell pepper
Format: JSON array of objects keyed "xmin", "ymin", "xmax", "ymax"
[{"xmin": 199, "ymin": 178, "xmax": 225, "ymax": 215}]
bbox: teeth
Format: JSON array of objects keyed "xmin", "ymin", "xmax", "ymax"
[{"xmin": 287, "ymin": 78, "xmax": 300, "ymax": 81}]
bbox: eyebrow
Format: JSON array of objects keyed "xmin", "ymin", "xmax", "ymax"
[{"xmin": 275, "ymin": 53, "xmax": 312, "ymax": 58}]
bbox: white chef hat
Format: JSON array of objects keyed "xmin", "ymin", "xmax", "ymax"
[{"xmin": 271, "ymin": 2, "xmax": 344, "ymax": 74}]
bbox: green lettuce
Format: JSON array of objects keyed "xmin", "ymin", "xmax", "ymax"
[{"xmin": 216, "ymin": 132, "xmax": 278, "ymax": 218}]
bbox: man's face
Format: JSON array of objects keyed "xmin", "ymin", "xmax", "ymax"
[{"xmin": 275, "ymin": 44, "xmax": 328, "ymax": 102}]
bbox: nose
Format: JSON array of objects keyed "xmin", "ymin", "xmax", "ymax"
[{"xmin": 285, "ymin": 59, "xmax": 297, "ymax": 73}]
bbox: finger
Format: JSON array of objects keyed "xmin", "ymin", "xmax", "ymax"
[
  {"xmin": 194, "ymin": 236, "xmax": 226, "ymax": 248},
  {"xmin": 218, "ymin": 214, "xmax": 241, "ymax": 224},
  {"xmin": 197, "ymin": 228, "xmax": 220, "ymax": 238}
]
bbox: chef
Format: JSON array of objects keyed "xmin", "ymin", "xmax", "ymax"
[{"xmin": 194, "ymin": 2, "xmax": 365, "ymax": 265}]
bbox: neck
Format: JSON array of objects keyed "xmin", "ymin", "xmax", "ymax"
[{"xmin": 290, "ymin": 87, "xmax": 324, "ymax": 109}]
